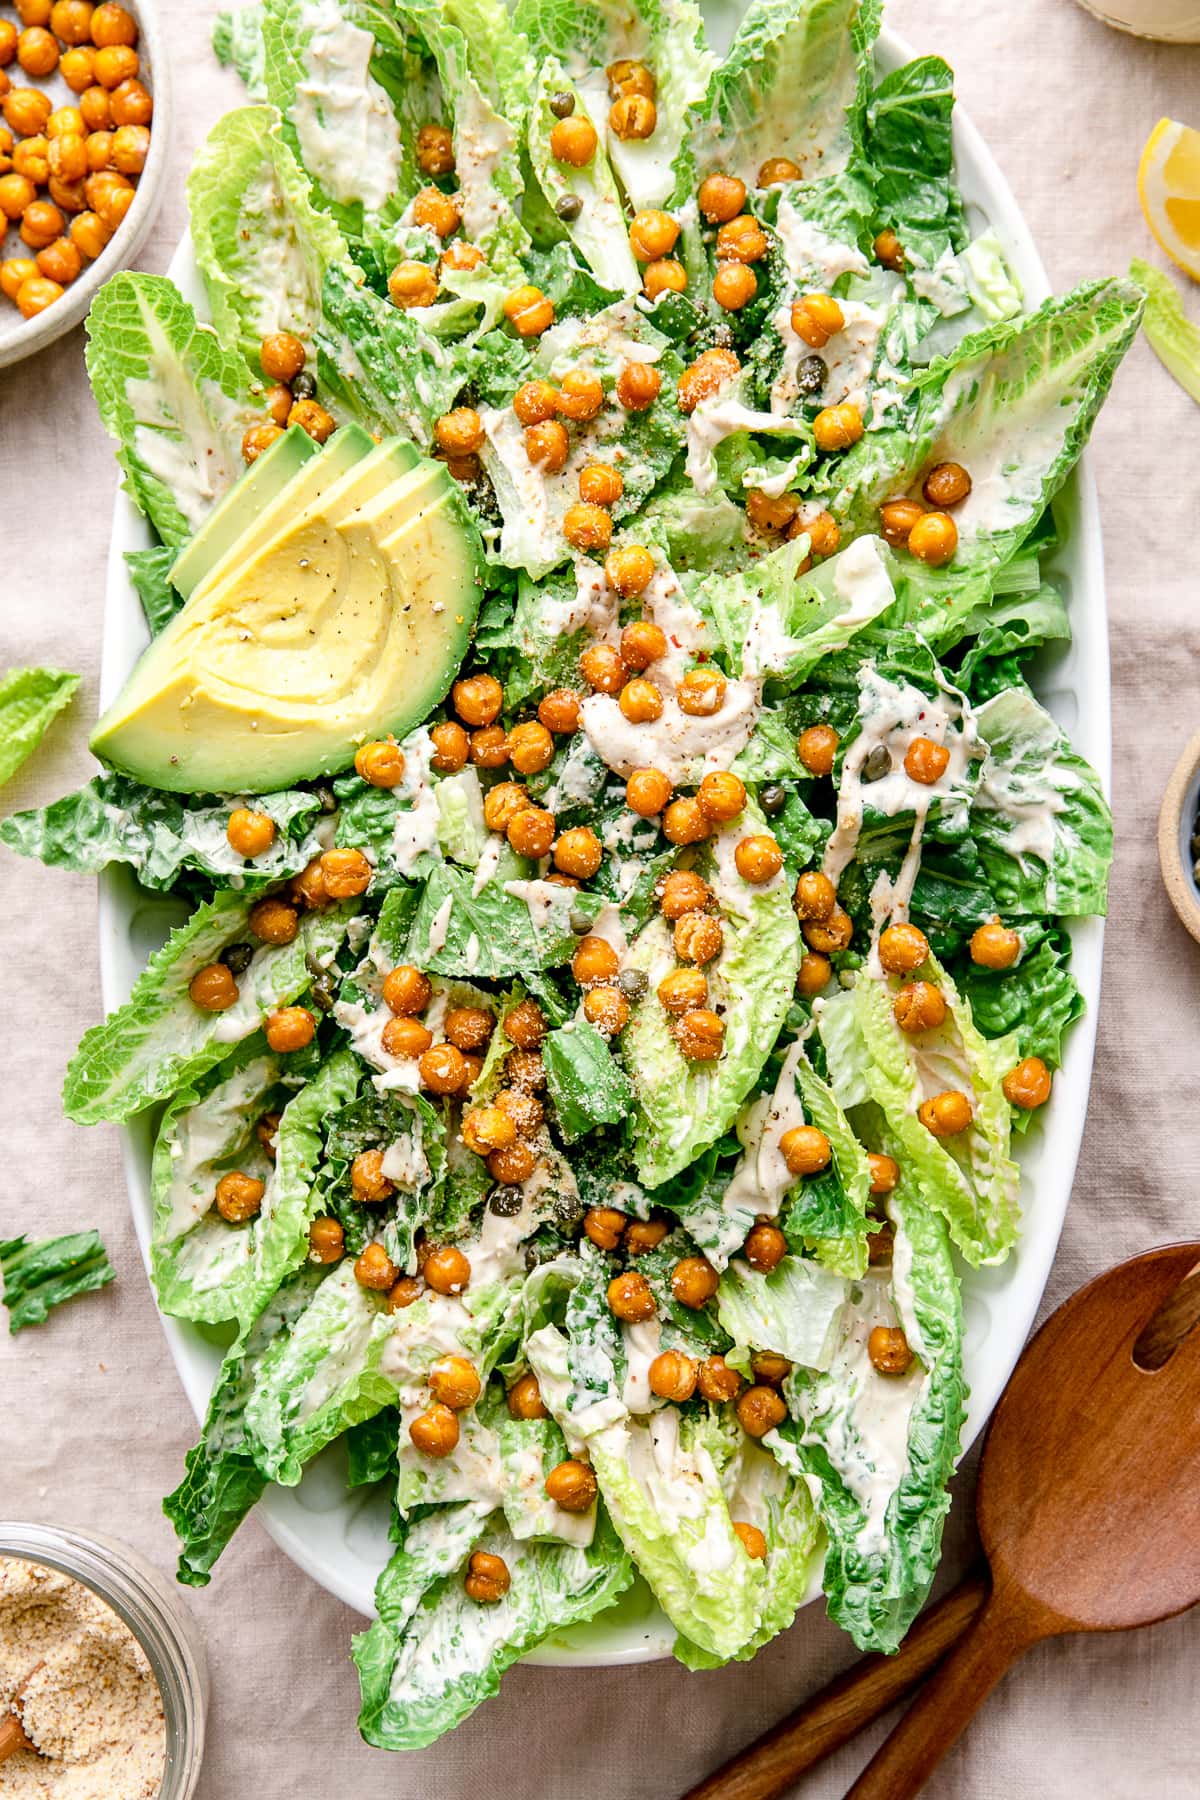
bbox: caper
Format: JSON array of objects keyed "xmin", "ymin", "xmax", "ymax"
[
  {"xmin": 759, "ymin": 783, "xmax": 787, "ymax": 816},
  {"xmin": 309, "ymin": 974, "xmax": 337, "ymax": 1014},
  {"xmin": 315, "ymin": 783, "xmax": 338, "ymax": 812},
  {"xmin": 570, "ymin": 906, "xmax": 594, "ymax": 935},
  {"xmin": 549, "ymin": 91, "xmax": 575, "ymax": 118},
  {"xmin": 617, "ymin": 967, "xmax": 648, "ymax": 998},
  {"xmin": 220, "ymin": 942, "xmax": 254, "ymax": 976},
  {"xmin": 292, "ymin": 369, "xmax": 317, "ymax": 401},
  {"xmin": 555, "ymin": 193, "xmax": 583, "ymax": 222},
  {"xmin": 552, "ymin": 1192, "xmax": 585, "ymax": 1228},
  {"xmin": 490, "ymin": 1187, "xmax": 524, "ymax": 1217},
  {"xmin": 863, "ymin": 745, "xmax": 892, "ymax": 782},
  {"xmin": 796, "ymin": 354, "xmax": 827, "ymax": 398}
]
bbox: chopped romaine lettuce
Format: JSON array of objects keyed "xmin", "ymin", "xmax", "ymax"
[{"xmin": 0, "ymin": 1230, "xmax": 114, "ymax": 1333}]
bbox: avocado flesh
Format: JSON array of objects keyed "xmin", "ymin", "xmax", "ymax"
[
  {"xmin": 169, "ymin": 424, "xmax": 366, "ymax": 601},
  {"xmin": 91, "ymin": 460, "xmax": 484, "ymax": 795}
]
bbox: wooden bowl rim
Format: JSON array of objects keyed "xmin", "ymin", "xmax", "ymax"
[{"xmin": 1157, "ymin": 727, "xmax": 1200, "ymax": 945}]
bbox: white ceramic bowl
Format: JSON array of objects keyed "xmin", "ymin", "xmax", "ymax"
[
  {"xmin": 96, "ymin": 22, "xmax": 1110, "ymax": 1664},
  {"xmin": 0, "ymin": 0, "xmax": 172, "ymax": 371}
]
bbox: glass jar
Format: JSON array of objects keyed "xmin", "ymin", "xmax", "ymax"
[{"xmin": 0, "ymin": 1521, "xmax": 207, "ymax": 1798}]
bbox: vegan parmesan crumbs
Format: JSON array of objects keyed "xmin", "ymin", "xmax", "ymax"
[{"xmin": 0, "ymin": 1558, "xmax": 165, "ymax": 1798}]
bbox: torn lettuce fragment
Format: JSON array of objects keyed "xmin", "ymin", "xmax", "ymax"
[
  {"xmin": 0, "ymin": 1231, "xmax": 115, "ymax": 1333},
  {"xmin": 0, "ymin": 667, "xmax": 78, "ymax": 787}
]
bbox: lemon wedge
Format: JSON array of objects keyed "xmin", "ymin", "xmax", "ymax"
[{"xmin": 1138, "ymin": 117, "xmax": 1200, "ymax": 281}]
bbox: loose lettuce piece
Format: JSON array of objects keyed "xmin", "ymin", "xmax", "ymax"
[
  {"xmin": 85, "ymin": 273, "xmax": 257, "ymax": 550},
  {"xmin": 164, "ymin": 1265, "xmax": 325, "ymax": 1583},
  {"xmin": 320, "ymin": 1086, "xmax": 446, "ymax": 1270},
  {"xmin": 404, "ymin": 846, "xmax": 594, "ymax": 977},
  {"xmin": 776, "ymin": 1180, "xmax": 966, "ymax": 1652},
  {"xmin": 716, "ymin": 1254, "xmax": 847, "ymax": 1370},
  {"xmin": 315, "ymin": 262, "xmax": 474, "ymax": 446},
  {"xmin": 954, "ymin": 926, "xmax": 1083, "ymax": 1118},
  {"xmin": 0, "ymin": 667, "xmax": 78, "ymax": 787},
  {"xmin": 345, "ymin": 1409, "xmax": 400, "ymax": 1487},
  {"xmin": 526, "ymin": 60, "xmax": 638, "ymax": 294},
  {"xmin": 499, "ymin": 1416, "xmax": 597, "ymax": 1544},
  {"xmin": 702, "ymin": 534, "xmax": 898, "ymax": 684},
  {"xmin": 0, "ymin": 1231, "xmax": 114, "ymax": 1332},
  {"xmin": 0, "ymin": 774, "xmax": 324, "ymax": 889},
  {"xmin": 973, "ymin": 687, "xmax": 1112, "ymax": 916},
  {"xmin": 1131, "ymin": 256, "xmax": 1199, "ymax": 402},
  {"xmin": 821, "ymin": 279, "xmax": 1144, "ymax": 646},
  {"xmin": 214, "ymin": 3, "xmax": 267, "ymax": 95},
  {"xmin": 188, "ymin": 106, "xmax": 351, "ymax": 365},
  {"xmin": 541, "ymin": 1019, "xmax": 634, "ymax": 1143},
  {"xmin": 787, "ymin": 1051, "xmax": 873, "ymax": 1274},
  {"xmin": 63, "ymin": 892, "xmax": 350, "ymax": 1126},
  {"xmin": 124, "ymin": 544, "xmax": 181, "ymax": 636},
  {"xmin": 864, "ymin": 56, "xmax": 963, "ymax": 278},
  {"xmin": 623, "ymin": 811, "xmax": 800, "ymax": 1187},
  {"xmin": 354, "ymin": 1508, "xmax": 631, "ymax": 1749},
  {"xmin": 955, "ymin": 581, "xmax": 1071, "ymax": 700},
  {"xmin": 151, "ymin": 1049, "xmax": 359, "ymax": 1330}
]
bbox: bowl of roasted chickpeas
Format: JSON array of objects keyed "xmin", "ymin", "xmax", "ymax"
[{"xmin": 0, "ymin": 0, "xmax": 168, "ymax": 367}]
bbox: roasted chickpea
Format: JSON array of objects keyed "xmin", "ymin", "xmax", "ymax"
[
  {"xmin": 903, "ymin": 736, "xmax": 951, "ymax": 786},
  {"xmin": 796, "ymin": 723, "xmax": 838, "ymax": 777},
  {"xmin": 18, "ymin": 28, "xmax": 59, "ymax": 78},
  {"xmin": 716, "ymin": 214, "xmax": 769, "ymax": 264},
  {"xmin": 419, "ymin": 1042, "xmax": 468, "ymax": 1095},
  {"xmin": 736, "ymin": 1384, "xmax": 787, "ymax": 1438},
  {"xmin": 430, "ymin": 718, "xmax": 470, "ymax": 772},
  {"xmin": 698, "ymin": 1355, "xmax": 743, "ymax": 1404},
  {"xmin": 411, "ymin": 183, "xmax": 460, "ymax": 239},
  {"xmin": 3, "ymin": 86, "xmax": 51, "ymax": 135},
  {"xmin": 464, "ymin": 1549, "xmax": 510, "ymax": 1603},
  {"xmin": 918, "ymin": 1089, "xmax": 973, "ymax": 1138},
  {"xmin": 508, "ymin": 1373, "xmax": 548, "ymax": 1420},
  {"xmin": 503, "ymin": 720, "xmax": 552, "ymax": 776},
  {"xmin": 677, "ymin": 666, "xmax": 727, "ymax": 716},
  {"xmin": 220, "ymin": 808, "xmax": 273, "ymax": 861},
  {"xmin": 639, "ymin": 1348, "xmax": 697, "ymax": 1406},
  {"xmin": 433, "ymin": 406, "xmax": 484, "ymax": 461},
  {"xmin": 582, "ymin": 985, "xmax": 629, "ymax": 1036},
  {"xmin": 488, "ymin": 1139, "xmax": 538, "ymax": 1184},
  {"xmin": 504, "ymin": 282, "xmax": 554, "ymax": 336},
  {"xmin": 616, "ymin": 359, "xmax": 661, "ymax": 411},
  {"xmin": 868, "ymin": 1152, "xmax": 900, "ymax": 1196},
  {"xmin": 751, "ymin": 1351, "xmax": 792, "ymax": 1388},
  {"xmin": 111, "ymin": 64, "xmax": 150, "ymax": 119},
  {"xmin": 659, "ymin": 797, "xmax": 706, "ymax": 848},
  {"xmin": 923, "ymin": 461, "xmax": 972, "ymax": 508},
  {"xmin": 658, "ymin": 870, "xmax": 710, "ymax": 921},
  {"xmin": 509, "ymin": 1050, "xmax": 547, "ymax": 1095},
  {"xmin": 607, "ymin": 57, "xmax": 655, "ymax": 98},
  {"xmin": 556, "ymin": 368, "xmax": 605, "ymax": 424},
  {"xmin": 607, "ymin": 1269, "xmax": 656, "ymax": 1323},
  {"xmin": 49, "ymin": 128, "xmax": 88, "ymax": 181},
  {"xmin": 554, "ymin": 825, "xmax": 602, "ymax": 879},
  {"xmin": 94, "ymin": 43, "xmax": 138, "ymax": 87},
  {"xmin": 970, "ymin": 918, "xmax": 1021, "ymax": 970},
  {"xmin": 796, "ymin": 951, "xmax": 832, "ymax": 996},
  {"xmin": 570, "ymin": 937, "xmax": 618, "ymax": 997},
  {"xmin": 745, "ymin": 486, "xmax": 799, "ymax": 535},
  {"xmin": 189, "ymin": 963, "xmax": 238, "ymax": 1012},
  {"xmin": 90, "ymin": 2, "xmax": 137, "ymax": 46},
  {"xmin": 381, "ymin": 1016, "xmax": 433, "ymax": 1060},
  {"xmin": 214, "ymin": 1170, "xmax": 265, "ymax": 1224},
  {"xmin": 578, "ymin": 462, "xmax": 623, "ymax": 508},
  {"xmin": 1003, "ymin": 1056, "xmax": 1052, "ymax": 1110},
  {"xmin": 507, "ymin": 805, "xmax": 556, "ymax": 859},
  {"xmin": 512, "ymin": 379, "xmax": 558, "ymax": 426},
  {"xmin": 730, "ymin": 1520, "xmax": 767, "ymax": 1561},
  {"xmin": 422, "ymin": 1244, "xmax": 470, "ymax": 1296},
  {"xmin": 869, "ymin": 1325, "xmax": 913, "ymax": 1375},
  {"xmin": 453, "ymin": 672, "xmax": 503, "ymax": 728},
  {"xmin": 545, "ymin": 1459, "xmax": 598, "ymax": 1513},
  {"xmin": 618, "ymin": 676, "xmax": 663, "ymax": 724},
  {"xmin": 248, "ymin": 896, "xmax": 298, "ymax": 945},
  {"xmin": 583, "ymin": 1205, "xmax": 626, "ymax": 1251},
  {"xmin": 674, "ymin": 912, "xmax": 723, "ymax": 966},
  {"xmin": 624, "ymin": 1218, "xmax": 668, "ymax": 1256},
  {"xmin": 744, "ymin": 1222, "xmax": 787, "ymax": 1272},
  {"xmin": 538, "ymin": 687, "xmax": 581, "ymax": 734},
  {"xmin": 410, "ymin": 1402, "xmax": 460, "ymax": 1457},
  {"xmin": 609, "ymin": 91, "xmax": 656, "ymax": 140},
  {"xmin": 290, "ymin": 855, "xmax": 329, "ymax": 910},
  {"xmin": 675, "ymin": 1007, "xmax": 724, "ymax": 1061},
  {"xmin": 907, "ymin": 511, "xmax": 958, "ymax": 566},
  {"xmin": 893, "ymin": 981, "xmax": 947, "ymax": 1035},
  {"xmin": 813, "ymin": 403, "xmax": 864, "ymax": 453},
  {"xmin": 777, "ymin": 1123, "xmax": 831, "ymax": 1177},
  {"xmin": 20, "ymin": 200, "xmax": 65, "ymax": 250},
  {"xmin": 441, "ymin": 1006, "xmax": 492, "ymax": 1055},
  {"xmin": 712, "ymin": 260, "xmax": 757, "ymax": 309},
  {"xmin": 795, "ymin": 510, "xmax": 841, "ymax": 558},
  {"xmin": 83, "ymin": 127, "xmax": 113, "ymax": 173},
  {"xmin": 878, "ymin": 922, "xmax": 929, "ymax": 975},
  {"xmin": 33, "ymin": 237, "xmax": 80, "ymax": 285},
  {"xmin": 308, "ymin": 1216, "xmax": 345, "ymax": 1265},
  {"xmin": 677, "ymin": 345, "xmax": 740, "ymax": 414},
  {"xmin": 59, "ymin": 44, "xmax": 95, "ymax": 90},
  {"xmin": 0, "ymin": 19, "xmax": 16, "ymax": 60},
  {"xmin": 628, "ymin": 207, "xmax": 678, "ymax": 263},
  {"xmin": 78, "ymin": 84, "xmax": 110, "ymax": 129},
  {"xmin": 757, "ymin": 154, "xmax": 802, "ymax": 186},
  {"xmin": 696, "ymin": 171, "xmax": 746, "ymax": 223},
  {"xmin": 50, "ymin": 0, "xmax": 92, "ymax": 41},
  {"xmin": 429, "ymin": 1354, "xmax": 482, "ymax": 1411},
  {"xmin": 259, "ymin": 331, "xmax": 304, "ymax": 384},
  {"xmin": 288, "ymin": 397, "xmax": 334, "ymax": 443},
  {"xmin": 524, "ymin": 418, "xmax": 569, "ymax": 472},
  {"xmin": 385, "ymin": 1275, "xmax": 422, "ymax": 1311},
  {"xmin": 349, "ymin": 739, "xmax": 406, "ymax": 793},
  {"xmin": 388, "ymin": 259, "xmax": 438, "ymax": 309},
  {"xmin": 318, "ymin": 846, "xmax": 370, "ymax": 899},
  {"xmin": 793, "ymin": 871, "xmax": 835, "ymax": 924},
  {"xmin": 0, "ymin": 172, "xmax": 34, "ymax": 220},
  {"xmin": 481, "ymin": 783, "xmax": 528, "ymax": 836},
  {"xmin": 791, "ymin": 291, "xmax": 845, "ymax": 348},
  {"xmin": 502, "ymin": 1000, "xmax": 546, "ymax": 1052},
  {"xmin": 550, "ymin": 112, "xmax": 597, "ymax": 167},
  {"xmin": 874, "ymin": 228, "xmax": 904, "ymax": 271},
  {"xmin": 349, "ymin": 1148, "xmax": 393, "ymax": 1204},
  {"xmin": 803, "ymin": 906, "xmax": 853, "ymax": 955},
  {"xmin": 356, "ymin": 1241, "xmax": 400, "ymax": 1291},
  {"xmin": 241, "ymin": 422, "xmax": 283, "ymax": 464},
  {"xmin": 621, "ymin": 767, "xmax": 668, "ymax": 819},
  {"xmin": 416, "ymin": 121, "xmax": 454, "ymax": 175},
  {"xmin": 264, "ymin": 1006, "xmax": 316, "ymax": 1053},
  {"xmin": 878, "ymin": 496, "xmax": 926, "ymax": 547},
  {"xmin": 658, "ymin": 967, "xmax": 708, "ymax": 1015},
  {"xmin": 261, "ymin": 384, "xmax": 291, "ymax": 428},
  {"xmin": 734, "ymin": 834, "xmax": 782, "ymax": 884},
  {"xmin": 462, "ymin": 1105, "xmax": 518, "ymax": 1158}
]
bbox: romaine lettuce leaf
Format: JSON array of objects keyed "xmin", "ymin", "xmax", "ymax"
[
  {"xmin": 702, "ymin": 533, "xmax": 898, "ymax": 684},
  {"xmin": 954, "ymin": 923, "xmax": 1082, "ymax": 1074},
  {"xmin": 124, "ymin": 544, "xmax": 181, "ymax": 636},
  {"xmin": 214, "ymin": 2, "xmax": 267, "ymax": 96},
  {"xmin": 1130, "ymin": 256, "xmax": 1199, "ymax": 403},
  {"xmin": 0, "ymin": 667, "xmax": 78, "ymax": 787},
  {"xmin": 526, "ymin": 60, "xmax": 638, "ymax": 295},
  {"xmin": 863, "ymin": 56, "xmax": 964, "ymax": 279},
  {"xmin": 0, "ymin": 1230, "xmax": 114, "ymax": 1332},
  {"xmin": 541, "ymin": 1018, "xmax": 634, "ymax": 1142},
  {"xmin": 403, "ymin": 845, "xmax": 594, "ymax": 977},
  {"xmin": 315, "ymin": 262, "xmax": 475, "ymax": 446},
  {"xmin": 498, "ymin": 1415, "xmax": 597, "ymax": 1544},
  {"xmin": 716, "ymin": 1254, "xmax": 848, "ymax": 1370}
]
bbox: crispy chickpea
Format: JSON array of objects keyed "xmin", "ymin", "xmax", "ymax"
[
  {"xmin": 94, "ymin": 43, "xmax": 137, "ymax": 87},
  {"xmin": 607, "ymin": 1269, "xmax": 656, "ymax": 1323},
  {"xmin": 318, "ymin": 846, "xmax": 371, "ymax": 899},
  {"xmin": 796, "ymin": 951, "xmax": 832, "ymax": 996},
  {"xmin": 677, "ymin": 667, "xmax": 727, "ymax": 717},
  {"xmin": 716, "ymin": 214, "xmax": 769, "ymax": 264},
  {"xmin": 411, "ymin": 183, "xmax": 460, "ymax": 239},
  {"xmin": 4, "ymin": 86, "xmax": 51, "ymax": 135},
  {"xmin": 0, "ymin": 19, "xmax": 14, "ymax": 60},
  {"xmin": 91, "ymin": 2, "xmax": 136, "ymax": 45},
  {"xmin": 582, "ymin": 644, "xmax": 629, "ymax": 691},
  {"xmin": 644, "ymin": 259, "xmax": 687, "ymax": 300},
  {"xmin": 241, "ymin": 422, "xmax": 283, "ymax": 464},
  {"xmin": 907, "ymin": 511, "xmax": 957, "ymax": 566},
  {"xmin": 443, "ymin": 1006, "xmax": 493, "ymax": 1054},
  {"xmin": 923, "ymin": 461, "xmax": 972, "ymax": 508},
  {"xmin": 247, "ymin": 896, "xmax": 298, "ymax": 946},
  {"xmin": 288, "ymin": 398, "xmax": 334, "ymax": 443},
  {"xmin": 416, "ymin": 1042, "xmax": 465, "ymax": 1095},
  {"xmin": 110, "ymin": 60, "xmax": 152, "ymax": 116},
  {"xmin": 970, "ymin": 918, "xmax": 1021, "ymax": 970},
  {"xmin": 583, "ymin": 1205, "xmax": 627, "ymax": 1251},
  {"xmin": 221, "ymin": 808, "xmax": 274, "ymax": 860},
  {"xmin": 381, "ymin": 1016, "xmax": 433, "ymax": 1060},
  {"xmin": 794, "ymin": 510, "xmax": 841, "ymax": 561},
  {"xmin": 554, "ymin": 825, "xmax": 602, "ymax": 879},
  {"xmin": 904, "ymin": 736, "xmax": 951, "ymax": 786},
  {"xmin": 350, "ymin": 740, "xmax": 405, "ymax": 793},
  {"xmin": 507, "ymin": 806, "xmax": 556, "ymax": 859},
  {"xmin": 453, "ymin": 672, "xmax": 503, "ymax": 728},
  {"xmin": 495, "ymin": 1087, "xmax": 543, "ymax": 1136},
  {"xmin": 503, "ymin": 1000, "xmax": 546, "ymax": 1051},
  {"xmin": 410, "ymin": 1402, "xmax": 460, "ymax": 1457},
  {"xmin": 713, "ymin": 260, "xmax": 757, "ymax": 310},
  {"xmin": 677, "ymin": 346, "xmax": 740, "ymax": 414},
  {"xmin": 214, "ymin": 1170, "xmax": 265, "ymax": 1224},
  {"xmin": 34, "ymin": 237, "xmax": 81, "ymax": 286},
  {"xmin": 795, "ymin": 723, "xmax": 837, "ymax": 778},
  {"xmin": 86, "ymin": 130, "xmax": 115, "ymax": 175},
  {"xmin": 266, "ymin": 387, "xmax": 292, "ymax": 432},
  {"xmin": 735, "ymin": 835, "xmax": 782, "ymax": 884},
  {"xmin": 507, "ymin": 720, "xmax": 555, "ymax": 776},
  {"xmin": 49, "ymin": 127, "xmax": 87, "ymax": 179},
  {"xmin": 625, "ymin": 768, "xmax": 672, "ymax": 818},
  {"xmin": 582, "ymin": 985, "xmax": 629, "ymax": 1036},
  {"xmin": 388, "ymin": 259, "xmax": 438, "ymax": 309},
  {"xmin": 745, "ymin": 487, "xmax": 799, "ymax": 534},
  {"xmin": 893, "ymin": 981, "xmax": 947, "ymax": 1035},
  {"xmin": 791, "ymin": 291, "xmax": 845, "ymax": 348},
  {"xmin": 736, "ymin": 1384, "xmax": 787, "ymax": 1438},
  {"xmin": 356, "ymin": 1242, "xmax": 400, "ymax": 1291},
  {"xmin": 416, "ymin": 121, "xmax": 454, "ymax": 175},
  {"xmin": 1003, "ymin": 1056, "xmax": 1052, "ymax": 1110},
  {"xmin": 482, "ymin": 782, "xmax": 529, "ymax": 835},
  {"xmin": 422, "ymin": 1245, "xmax": 471, "ymax": 1297},
  {"xmin": 658, "ymin": 967, "xmax": 708, "ymax": 1015},
  {"xmin": 350, "ymin": 1148, "xmax": 394, "ymax": 1204},
  {"xmin": 696, "ymin": 1355, "xmax": 741, "ymax": 1404},
  {"xmin": 572, "ymin": 936, "xmax": 621, "ymax": 989},
  {"xmin": 434, "ymin": 405, "xmax": 484, "ymax": 458},
  {"xmin": 462, "ymin": 1105, "xmax": 518, "ymax": 1157},
  {"xmin": 577, "ymin": 464, "xmax": 623, "ymax": 510},
  {"xmin": 610, "ymin": 91, "xmax": 656, "ymax": 139},
  {"xmin": 877, "ymin": 497, "xmax": 924, "ymax": 550},
  {"xmin": 508, "ymin": 1373, "xmax": 548, "ymax": 1420},
  {"xmin": 878, "ymin": 922, "xmax": 929, "ymax": 975},
  {"xmin": 264, "ymin": 1006, "xmax": 316, "ymax": 1053},
  {"xmin": 803, "ymin": 906, "xmax": 853, "ymax": 955},
  {"xmin": 20, "ymin": 200, "xmax": 65, "ymax": 250},
  {"xmin": 659, "ymin": 870, "xmax": 711, "ymax": 920},
  {"xmin": 538, "ymin": 687, "xmax": 581, "ymax": 734},
  {"xmin": 610, "ymin": 624, "xmax": 662, "ymax": 678},
  {"xmin": 918, "ymin": 1089, "xmax": 973, "ymax": 1138},
  {"xmin": 618, "ymin": 676, "xmax": 663, "ymax": 724},
  {"xmin": 0, "ymin": 257, "xmax": 36, "ymax": 301},
  {"xmin": 546, "ymin": 1459, "xmax": 598, "ymax": 1513},
  {"xmin": 550, "ymin": 112, "xmax": 597, "ymax": 167},
  {"xmin": 387, "ymin": 1276, "xmax": 422, "ymax": 1311},
  {"xmin": 868, "ymin": 1152, "xmax": 900, "ymax": 1196},
  {"xmin": 780, "ymin": 1125, "xmax": 832, "ymax": 1176},
  {"xmin": 793, "ymin": 871, "xmax": 836, "ymax": 923},
  {"xmin": 308, "ymin": 1216, "xmax": 344, "ymax": 1265},
  {"xmin": 259, "ymin": 331, "xmax": 304, "ymax": 383},
  {"xmin": 629, "ymin": 207, "xmax": 679, "ymax": 262},
  {"xmin": 874, "ymin": 228, "xmax": 904, "ymax": 271},
  {"xmin": 504, "ymin": 282, "xmax": 554, "ymax": 337},
  {"xmin": 607, "ymin": 57, "xmax": 655, "ymax": 98},
  {"xmin": 60, "ymin": 45, "xmax": 95, "ymax": 89},
  {"xmin": 189, "ymin": 963, "xmax": 238, "ymax": 1012},
  {"xmin": 813, "ymin": 403, "xmax": 865, "ymax": 453},
  {"xmin": 524, "ymin": 418, "xmax": 569, "ymax": 473},
  {"xmin": 660, "ymin": 797, "xmax": 707, "ymax": 848},
  {"xmin": 430, "ymin": 719, "xmax": 469, "ymax": 772},
  {"xmin": 616, "ymin": 360, "xmax": 661, "ymax": 411},
  {"xmin": 48, "ymin": 172, "xmax": 86, "ymax": 213},
  {"xmin": 488, "ymin": 1139, "xmax": 538, "ymax": 1184},
  {"xmin": 18, "ymin": 28, "xmax": 59, "ymax": 77},
  {"xmin": 78, "ymin": 84, "xmax": 110, "ymax": 129},
  {"xmin": 50, "ymin": 0, "xmax": 93, "ymax": 40},
  {"xmin": 676, "ymin": 1007, "xmax": 724, "ymax": 1061},
  {"xmin": 751, "ymin": 1352, "xmax": 791, "ymax": 1388},
  {"xmin": 290, "ymin": 855, "xmax": 329, "ymax": 909},
  {"xmin": 648, "ymin": 1350, "xmax": 698, "ymax": 1403},
  {"xmin": 464, "ymin": 1549, "xmax": 510, "ymax": 1603},
  {"xmin": 624, "ymin": 1218, "xmax": 668, "ymax": 1256},
  {"xmin": 758, "ymin": 155, "xmax": 802, "ymax": 186},
  {"xmin": 555, "ymin": 370, "xmax": 605, "ymax": 426},
  {"xmin": 697, "ymin": 172, "xmax": 747, "ymax": 223},
  {"xmin": 869, "ymin": 1325, "xmax": 913, "ymax": 1375},
  {"xmin": 429, "ymin": 1355, "xmax": 482, "ymax": 1412},
  {"xmin": 0, "ymin": 172, "xmax": 34, "ymax": 220},
  {"xmin": 674, "ymin": 912, "xmax": 723, "ymax": 966},
  {"xmin": 513, "ymin": 378, "xmax": 558, "ymax": 426},
  {"xmin": 744, "ymin": 1223, "xmax": 787, "ymax": 1273}
]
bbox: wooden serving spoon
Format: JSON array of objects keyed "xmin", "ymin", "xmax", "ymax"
[
  {"xmin": 684, "ymin": 1242, "xmax": 1200, "ymax": 1800},
  {"xmin": 0, "ymin": 1663, "xmax": 45, "ymax": 1767}
]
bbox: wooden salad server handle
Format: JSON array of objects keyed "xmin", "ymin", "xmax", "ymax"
[
  {"xmin": 0, "ymin": 1707, "xmax": 34, "ymax": 1765},
  {"xmin": 680, "ymin": 1572, "xmax": 989, "ymax": 1800}
]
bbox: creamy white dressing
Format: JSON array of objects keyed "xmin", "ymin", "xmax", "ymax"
[
  {"xmin": 740, "ymin": 535, "xmax": 896, "ymax": 679},
  {"xmin": 127, "ymin": 316, "xmax": 249, "ymax": 532},
  {"xmin": 390, "ymin": 729, "xmax": 441, "ymax": 873},
  {"xmin": 770, "ymin": 297, "xmax": 885, "ymax": 417},
  {"xmin": 620, "ymin": 1318, "xmax": 664, "ymax": 1414},
  {"xmin": 163, "ymin": 1055, "xmax": 277, "ymax": 1236},
  {"xmin": 451, "ymin": 81, "xmax": 515, "ymax": 244},
  {"xmin": 425, "ymin": 894, "xmax": 454, "ymax": 955},
  {"xmin": 292, "ymin": 0, "xmax": 403, "ymax": 213},
  {"xmin": 931, "ymin": 365, "xmax": 1082, "ymax": 540},
  {"xmin": 470, "ymin": 832, "xmax": 504, "ymax": 897},
  {"xmin": 502, "ymin": 877, "xmax": 574, "ymax": 934},
  {"xmin": 908, "ymin": 245, "xmax": 970, "ymax": 316},
  {"xmin": 722, "ymin": 1038, "xmax": 810, "ymax": 1222},
  {"xmin": 537, "ymin": 556, "xmax": 619, "ymax": 640},
  {"xmin": 538, "ymin": 298, "xmax": 665, "ymax": 376},
  {"xmin": 774, "ymin": 200, "xmax": 872, "ymax": 287},
  {"xmin": 686, "ymin": 389, "xmax": 802, "ymax": 496}
]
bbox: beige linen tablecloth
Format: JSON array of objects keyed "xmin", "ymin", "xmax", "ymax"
[{"xmin": 3, "ymin": 3, "xmax": 1199, "ymax": 1793}]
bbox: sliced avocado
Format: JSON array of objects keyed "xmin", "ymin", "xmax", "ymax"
[{"xmin": 91, "ymin": 457, "xmax": 485, "ymax": 795}]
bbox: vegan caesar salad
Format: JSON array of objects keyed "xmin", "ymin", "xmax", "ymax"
[{"xmin": 1, "ymin": 0, "xmax": 1143, "ymax": 1750}]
